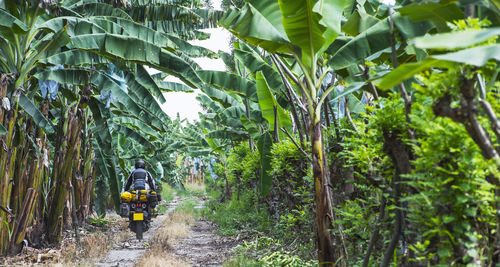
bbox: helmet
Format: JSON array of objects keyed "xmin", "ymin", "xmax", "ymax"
[{"xmin": 135, "ymin": 160, "xmax": 146, "ymax": 169}]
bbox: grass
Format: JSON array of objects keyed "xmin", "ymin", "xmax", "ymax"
[
  {"xmin": 140, "ymin": 183, "xmax": 206, "ymax": 267},
  {"xmin": 59, "ymin": 213, "xmax": 129, "ymax": 265},
  {"xmin": 158, "ymin": 183, "xmax": 176, "ymax": 214},
  {"xmin": 178, "ymin": 182, "xmax": 206, "ymax": 198},
  {"xmin": 202, "ymin": 191, "xmax": 272, "ymax": 236},
  {"xmin": 175, "ymin": 199, "xmax": 202, "ymax": 219},
  {"xmin": 139, "ymin": 210, "xmax": 195, "ymax": 266},
  {"xmin": 222, "ymin": 255, "xmax": 261, "ymax": 267}
]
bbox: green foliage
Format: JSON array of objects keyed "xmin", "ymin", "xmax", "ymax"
[
  {"xmin": 268, "ymin": 141, "xmax": 315, "ymax": 258},
  {"xmin": 269, "ymin": 141, "xmax": 305, "ymax": 175},
  {"xmin": 226, "ymin": 144, "xmax": 261, "ymax": 191},
  {"xmin": 204, "ymin": 140, "xmax": 316, "ymax": 263},
  {"xmin": 343, "ymin": 95, "xmax": 406, "ymax": 176},
  {"xmin": 157, "ymin": 183, "xmax": 176, "ymax": 214},
  {"xmin": 203, "ymin": 191, "xmax": 272, "ymax": 236},
  {"xmin": 225, "ymin": 237, "xmax": 318, "ymax": 267},
  {"xmin": 403, "ymin": 65, "xmax": 499, "ymax": 265},
  {"xmin": 175, "ymin": 199, "xmax": 202, "ymax": 219},
  {"xmin": 88, "ymin": 214, "xmax": 109, "ymax": 228}
]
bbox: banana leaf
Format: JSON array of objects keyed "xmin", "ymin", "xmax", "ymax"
[
  {"xmin": 18, "ymin": 94, "xmax": 56, "ymax": 134},
  {"xmin": 255, "ymin": 71, "xmax": 292, "ymax": 133},
  {"xmin": 89, "ymin": 97, "xmax": 122, "ymax": 211},
  {"xmin": 198, "ymin": 70, "xmax": 258, "ymax": 102}
]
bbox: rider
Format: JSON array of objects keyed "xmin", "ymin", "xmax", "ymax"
[
  {"xmin": 124, "ymin": 159, "xmax": 158, "ymax": 218},
  {"xmin": 124, "ymin": 159, "xmax": 156, "ymax": 192}
]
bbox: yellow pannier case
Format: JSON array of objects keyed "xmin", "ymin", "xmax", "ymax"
[
  {"xmin": 120, "ymin": 190, "xmax": 157, "ymax": 202},
  {"xmin": 120, "ymin": 191, "xmax": 133, "ymax": 202}
]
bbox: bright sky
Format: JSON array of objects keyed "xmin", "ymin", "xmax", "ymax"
[{"xmin": 161, "ymin": 1, "xmax": 231, "ymax": 123}]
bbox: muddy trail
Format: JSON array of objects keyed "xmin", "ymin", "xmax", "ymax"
[{"xmin": 97, "ymin": 197, "xmax": 237, "ymax": 267}]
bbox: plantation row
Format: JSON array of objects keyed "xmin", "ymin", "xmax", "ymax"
[{"xmin": 1, "ymin": 0, "xmax": 500, "ymax": 266}]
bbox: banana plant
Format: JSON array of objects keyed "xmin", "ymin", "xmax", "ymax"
[
  {"xmin": 0, "ymin": 0, "xmax": 222, "ymax": 252},
  {"xmin": 221, "ymin": 0, "xmax": 352, "ymax": 264}
]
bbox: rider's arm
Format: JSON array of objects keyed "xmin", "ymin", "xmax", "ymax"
[
  {"xmin": 147, "ymin": 171, "xmax": 155, "ymax": 191},
  {"xmin": 124, "ymin": 171, "xmax": 133, "ymax": 191}
]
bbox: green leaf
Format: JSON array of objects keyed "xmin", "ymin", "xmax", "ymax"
[
  {"xmin": 0, "ymin": 8, "xmax": 28, "ymax": 34},
  {"xmin": 329, "ymin": 17, "xmax": 390, "ymax": 70},
  {"xmin": 398, "ymin": 2, "xmax": 463, "ymax": 32},
  {"xmin": 278, "ymin": 0, "xmax": 342, "ymax": 67},
  {"xmin": 202, "ymin": 86, "xmax": 243, "ymax": 108},
  {"xmin": 233, "ymin": 48, "xmax": 283, "ymax": 92},
  {"xmin": 331, "ymin": 82, "xmax": 365, "ymax": 102},
  {"xmin": 18, "ymin": 94, "xmax": 55, "ymax": 134},
  {"xmin": 155, "ymin": 80, "xmax": 194, "ymax": 92},
  {"xmin": 415, "ymin": 28, "xmax": 500, "ymax": 50},
  {"xmin": 198, "ymin": 70, "xmax": 258, "ymax": 102},
  {"xmin": 0, "ymin": 124, "xmax": 6, "ymax": 135},
  {"xmin": 34, "ymin": 68, "xmax": 167, "ymax": 130},
  {"xmin": 255, "ymin": 71, "xmax": 292, "ymax": 132},
  {"xmin": 112, "ymin": 124, "xmax": 155, "ymax": 149},
  {"xmin": 377, "ymin": 58, "xmax": 455, "ymax": 90},
  {"xmin": 113, "ymin": 117, "xmax": 162, "ymax": 140},
  {"xmin": 219, "ymin": 51, "xmax": 236, "ymax": 72},
  {"xmin": 135, "ymin": 65, "xmax": 166, "ymax": 104},
  {"xmin": 219, "ymin": 106, "xmax": 246, "ymax": 128},
  {"xmin": 40, "ymin": 49, "xmax": 109, "ymax": 66},
  {"xmin": 248, "ymin": 0, "xmax": 288, "ymax": 37},
  {"xmin": 432, "ymin": 44, "xmax": 500, "ymax": 66},
  {"xmin": 313, "ymin": 0, "xmax": 349, "ymax": 53},
  {"xmin": 89, "ymin": 98, "xmax": 122, "ymax": 211},
  {"xmin": 69, "ymin": 33, "xmax": 202, "ymax": 88},
  {"xmin": 329, "ymin": 13, "xmax": 432, "ymax": 70},
  {"xmin": 240, "ymin": 114, "xmax": 261, "ymax": 140},
  {"xmin": 341, "ymin": 10, "xmax": 379, "ymax": 37},
  {"xmin": 220, "ymin": 3, "xmax": 291, "ymax": 53},
  {"xmin": 68, "ymin": 2, "xmax": 132, "ymax": 20}
]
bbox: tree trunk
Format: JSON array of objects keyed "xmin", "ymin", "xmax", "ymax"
[
  {"xmin": 7, "ymin": 188, "xmax": 37, "ymax": 255},
  {"xmin": 311, "ymin": 111, "xmax": 336, "ymax": 266},
  {"xmin": 381, "ymin": 130, "xmax": 412, "ymax": 266},
  {"xmin": 0, "ymin": 86, "xmax": 19, "ymax": 254},
  {"xmin": 47, "ymin": 108, "xmax": 81, "ymax": 243}
]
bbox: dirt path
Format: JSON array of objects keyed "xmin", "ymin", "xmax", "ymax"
[
  {"xmin": 95, "ymin": 197, "xmax": 181, "ymax": 267},
  {"xmin": 172, "ymin": 218, "xmax": 237, "ymax": 266},
  {"xmin": 137, "ymin": 199, "xmax": 238, "ymax": 267}
]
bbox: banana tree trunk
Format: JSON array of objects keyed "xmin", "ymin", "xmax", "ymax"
[
  {"xmin": 7, "ymin": 188, "xmax": 37, "ymax": 255},
  {"xmin": 311, "ymin": 110, "xmax": 336, "ymax": 266},
  {"xmin": 0, "ymin": 86, "xmax": 20, "ymax": 254},
  {"xmin": 47, "ymin": 107, "xmax": 82, "ymax": 243}
]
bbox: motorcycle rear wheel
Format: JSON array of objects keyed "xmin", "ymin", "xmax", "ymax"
[{"xmin": 135, "ymin": 222, "xmax": 143, "ymax": 240}]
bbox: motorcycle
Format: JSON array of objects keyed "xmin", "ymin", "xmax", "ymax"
[{"xmin": 119, "ymin": 190, "xmax": 160, "ymax": 240}]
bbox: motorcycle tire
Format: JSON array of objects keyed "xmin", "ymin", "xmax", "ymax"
[{"xmin": 136, "ymin": 221, "xmax": 143, "ymax": 240}]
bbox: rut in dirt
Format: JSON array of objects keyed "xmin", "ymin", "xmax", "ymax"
[{"xmin": 95, "ymin": 197, "xmax": 181, "ymax": 267}]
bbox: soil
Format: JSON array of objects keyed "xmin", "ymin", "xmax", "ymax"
[
  {"xmin": 97, "ymin": 198, "xmax": 237, "ymax": 267},
  {"xmin": 1, "ymin": 196, "xmax": 237, "ymax": 267},
  {"xmin": 95, "ymin": 197, "xmax": 182, "ymax": 267},
  {"xmin": 173, "ymin": 219, "xmax": 237, "ymax": 266}
]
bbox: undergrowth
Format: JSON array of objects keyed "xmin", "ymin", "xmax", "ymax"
[
  {"xmin": 203, "ymin": 141, "xmax": 316, "ymax": 265},
  {"xmin": 157, "ymin": 182, "xmax": 176, "ymax": 214},
  {"xmin": 223, "ymin": 237, "xmax": 317, "ymax": 267}
]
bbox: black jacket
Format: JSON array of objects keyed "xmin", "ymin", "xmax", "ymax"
[{"xmin": 124, "ymin": 168, "xmax": 156, "ymax": 191}]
